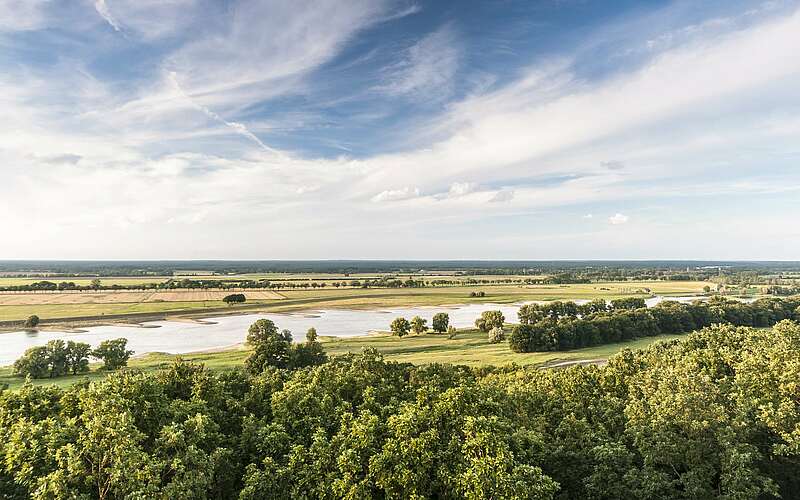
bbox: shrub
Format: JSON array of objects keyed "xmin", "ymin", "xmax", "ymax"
[
  {"xmin": 488, "ymin": 327, "xmax": 505, "ymax": 343},
  {"xmin": 447, "ymin": 325, "xmax": 457, "ymax": 339},
  {"xmin": 24, "ymin": 315, "xmax": 40, "ymax": 328}
]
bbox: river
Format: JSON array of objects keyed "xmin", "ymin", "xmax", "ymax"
[{"xmin": 0, "ymin": 295, "xmax": 723, "ymax": 366}]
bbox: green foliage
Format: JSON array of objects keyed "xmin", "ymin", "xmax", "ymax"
[
  {"xmin": 223, "ymin": 293, "xmax": 246, "ymax": 305},
  {"xmin": 432, "ymin": 312, "xmax": 449, "ymax": 333},
  {"xmin": 390, "ymin": 317, "xmax": 411, "ymax": 337},
  {"xmin": 12, "ymin": 340, "xmax": 92, "ymax": 379},
  {"xmin": 610, "ymin": 297, "xmax": 647, "ymax": 310},
  {"xmin": 65, "ymin": 341, "xmax": 91, "ymax": 375},
  {"xmin": 12, "ymin": 346, "xmax": 50, "ymax": 379},
  {"xmin": 92, "ymin": 338, "xmax": 134, "ymax": 370},
  {"xmin": 488, "ymin": 327, "xmax": 505, "ymax": 344},
  {"xmin": 245, "ymin": 320, "xmax": 327, "ymax": 373},
  {"xmin": 475, "ymin": 310, "xmax": 505, "ymax": 332},
  {"xmin": 410, "ymin": 315, "xmax": 427, "ymax": 334},
  {"xmin": 447, "ymin": 325, "xmax": 458, "ymax": 339},
  {"xmin": 306, "ymin": 327, "xmax": 318, "ymax": 342},
  {"xmin": 1, "ymin": 323, "xmax": 799, "ymax": 498},
  {"xmin": 23, "ymin": 315, "xmax": 39, "ymax": 328},
  {"xmin": 511, "ymin": 296, "xmax": 800, "ymax": 352},
  {"xmin": 245, "ymin": 319, "xmax": 291, "ymax": 372}
]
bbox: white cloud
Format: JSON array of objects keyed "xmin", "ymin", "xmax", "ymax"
[
  {"xmin": 94, "ymin": 0, "xmax": 121, "ymax": 31},
  {"xmin": 2, "ymin": 3, "xmax": 800, "ymax": 258},
  {"xmin": 376, "ymin": 24, "xmax": 460, "ymax": 100},
  {"xmin": 489, "ymin": 190, "xmax": 514, "ymax": 203},
  {"xmin": 371, "ymin": 186, "xmax": 421, "ymax": 202},
  {"xmin": 448, "ymin": 182, "xmax": 477, "ymax": 197},
  {"xmin": 608, "ymin": 213, "xmax": 630, "ymax": 225},
  {"xmin": 353, "ymin": 6, "xmax": 800, "ymax": 196},
  {"xmin": 167, "ymin": 0, "xmax": 394, "ymax": 112}
]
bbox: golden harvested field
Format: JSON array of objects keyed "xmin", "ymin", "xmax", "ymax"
[{"xmin": 0, "ymin": 289, "xmax": 285, "ymax": 305}]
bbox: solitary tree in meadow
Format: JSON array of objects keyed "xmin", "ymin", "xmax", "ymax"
[
  {"xmin": 432, "ymin": 312, "xmax": 449, "ymax": 333},
  {"xmin": 92, "ymin": 338, "xmax": 133, "ymax": 370},
  {"xmin": 410, "ymin": 316, "xmax": 427, "ymax": 334},
  {"xmin": 390, "ymin": 317, "xmax": 411, "ymax": 337}
]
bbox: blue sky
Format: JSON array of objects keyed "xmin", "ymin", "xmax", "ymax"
[{"xmin": 1, "ymin": 0, "xmax": 799, "ymax": 259}]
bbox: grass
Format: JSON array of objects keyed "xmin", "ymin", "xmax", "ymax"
[
  {"xmin": 0, "ymin": 281, "xmax": 710, "ymax": 324},
  {"xmin": 0, "ymin": 330, "xmax": 686, "ymax": 391},
  {"xmin": 0, "ymin": 300, "xmax": 278, "ymax": 323}
]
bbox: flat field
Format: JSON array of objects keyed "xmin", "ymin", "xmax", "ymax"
[
  {"xmin": 0, "ymin": 329, "xmax": 685, "ymax": 390},
  {"xmin": 0, "ymin": 281, "xmax": 709, "ymax": 323},
  {"xmin": 0, "ymin": 290, "xmax": 285, "ymax": 305}
]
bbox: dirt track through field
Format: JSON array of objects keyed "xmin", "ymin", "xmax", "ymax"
[{"xmin": 0, "ymin": 290, "xmax": 286, "ymax": 305}]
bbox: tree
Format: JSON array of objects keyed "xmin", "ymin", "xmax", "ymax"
[
  {"xmin": 518, "ymin": 304, "xmax": 544, "ymax": 325},
  {"xmin": 90, "ymin": 278, "xmax": 102, "ymax": 290},
  {"xmin": 475, "ymin": 310, "xmax": 505, "ymax": 332},
  {"xmin": 223, "ymin": 293, "xmax": 246, "ymax": 305},
  {"xmin": 488, "ymin": 327, "xmax": 505, "ymax": 343},
  {"xmin": 92, "ymin": 338, "xmax": 133, "ymax": 370},
  {"xmin": 13, "ymin": 346, "xmax": 50, "ymax": 378},
  {"xmin": 47, "ymin": 340, "xmax": 69, "ymax": 378},
  {"xmin": 24, "ymin": 315, "xmax": 40, "ymax": 328},
  {"xmin": 610, "ymin": 297, "xmax": 646, "ymax": 310},
  {"xmin": 245, "ymin": 319, "xmax": 292, "ymax": 372},
  {"xmin": 390, "ymin": 317, "xmax": 411, "ymax": 337},
  {"xmin": 289, "ymin": 329, "xmax": 327, "ymax": 369},
  {"xmin": 66, "ymin": 341, "xmax": 91, "ymax": 375},
  {"xmin": 432, "ymin": 312, "xmax": 449, "ymax": 333},
  {"xmin": 410, "ymin": 316, "xmax": 427, "ymax": 335}
]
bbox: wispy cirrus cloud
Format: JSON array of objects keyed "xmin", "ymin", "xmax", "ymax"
[
  {"xmin": 376, "ymin": 23, "xmax": 460, "ymax": 101},
  {"xmin": 93, "ymin": 0, "xmax": 121, "ymax": 31},
  {"xmin": 1, "ymin": 1, "xmax": 800, "ymax": 259}
]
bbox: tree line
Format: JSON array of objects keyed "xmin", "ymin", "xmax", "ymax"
[
  {"xmin": 510, "ymin": 296, "xmax": 800, "ymax": 352},
  {"xmin": 1, "ymin": 320, "xmax": 799, "ymax": 498},
  {"xmin": 13, "ymin": 338, "xmax": 133, "ymax": 378}
]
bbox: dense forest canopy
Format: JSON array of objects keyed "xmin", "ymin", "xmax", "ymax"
[{"xmin": 1, "ymin": 321, "xmax": 799, "ymax": 499}]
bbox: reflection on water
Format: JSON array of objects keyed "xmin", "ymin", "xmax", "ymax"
[{"xmin": 0, "ymin": 295, "xmax": 728, "ymax": 366}]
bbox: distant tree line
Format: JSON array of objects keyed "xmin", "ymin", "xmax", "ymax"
[{"xmin": 510, "ymin": 297, "xmax": 800, "ymax": 352}]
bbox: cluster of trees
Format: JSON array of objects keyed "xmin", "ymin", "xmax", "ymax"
[
  {"xmin": 2, "ymin": 321, "xmax": 799, "ymax": 498},
  {"xmin": 766, "ymin": 285, "xmax": 800, "ymax": 296},
  {"xmin": 223, "ymin": 293, "xmax": 247, "ymax": 305},
  {"xmin": 13, "ymin": 338, "xmax": 133, "ymax": 378},
  {"xmin": 390, "ymin": 312, "xmax": 450, "ymax": 336},
  {"xmin": 244, "ymin": 320, "xmax": 326, "ymax": 372},
  {"xmin": 510, "ymin": 296, "xmax": 800, "ymax": 352}
]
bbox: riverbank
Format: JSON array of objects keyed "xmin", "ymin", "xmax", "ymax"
[
  {"xmin": 0, "ymin": 281, "xmax": 712, "ymax": 332},
  {"xmin": 0, "ymin": 329, "xmax": 687, "ymax": 390}
]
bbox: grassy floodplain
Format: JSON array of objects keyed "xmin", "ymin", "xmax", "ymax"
[
  {"xmin": 0, "ymin": 328, "xmax": 687, "ymax": 391},
  {"xmin": 0, "ymin": 280, "xmax": 709, "ymax": 324}
]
